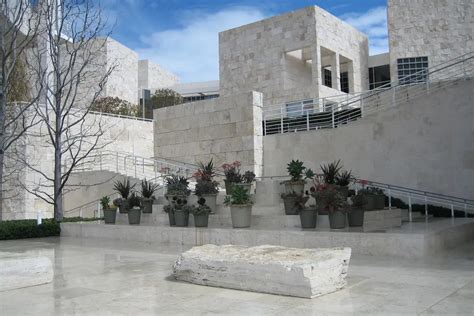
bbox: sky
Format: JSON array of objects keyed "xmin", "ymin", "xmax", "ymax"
[{"xmin": 100, "ymin": 0, "xmax": 388, "ymax": 83}]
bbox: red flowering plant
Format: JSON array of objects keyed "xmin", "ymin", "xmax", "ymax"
[
  {"xmin": 194, "ymin": 159, "xmax": 219, "ymax": 196},
  {"xmin": 310, "ymin": 178, "xmax": 348, "ymax": 213},
  {"xmin": 222, "ymin": 161, "xmax": 242, "ymax": 184}
]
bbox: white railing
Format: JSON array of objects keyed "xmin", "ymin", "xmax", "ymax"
[
  {"xmin": 263, "ymin": 52, "xmax": 474, "ymax": 135},
  {"xmin": 88, "ymin": 110, "xmax": 154, "ymax": 122},
  {"xmin": 64, "ymin": 150, "xmax": 199, "ymax": 184},
  {"xmin": 353, "ymin": 179, "xmax": 474, "ymax": 221}
]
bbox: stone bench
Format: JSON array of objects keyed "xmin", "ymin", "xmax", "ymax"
[
  {"xmin": 0, "ymin": 252, "xmax": 53, "ymax": 291},
  {"xmin": 173, "ymin": 244, "xmax": 351, "ymax": 298}
]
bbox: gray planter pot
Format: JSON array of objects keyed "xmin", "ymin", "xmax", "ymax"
[
  {"xmin": 168, "ymin": 211, "xmax": 176, "ymax": 226},
  {"xmin": 128, "ymin": 207, "xmax": 141, "ymax": 225},
  {"xmin": 103, "ymin": 208, "xmax": 116, "ymax": 224},
  {"xmin": 193, "ymin": 214, "xmax": 209, "ymax": 227},
  {"xmin": 224, "ymin": 180, "xmax": 234, "ymax": 195},
  {"xmin": 328, "ymin": 210, "xmax": 346, "ymax": 229},
  {"xmin": 348, "ymin": 208, "xmax": 365, "ymax": 227},
  {"xmin": 282, "ymin": 196, "xmax": 299, "ymax": 215},
  {"xmin": 201, "ymin": 194, "xmax": 217, "ymax": 214},
  {"xmin": 141, "ymin": 198, "xmax": 154, "ymax": 214},
  {"xmin": 230, "ymin": 205, "xmax": 252, "ymax": 228},
  {"xmin": 299, "ymin": 208, "xmax": 317, "ymax": 228},
  {"xmin": 283, "ymin": 181, "xmax": 305, "ymax": 195},
  {"xmin": 118, "ymin": 199, "xmax": 129, "ymax": 214},
  {"xmin": 174, "ymin": 211, "xmax": 189, "ymax": 227}
]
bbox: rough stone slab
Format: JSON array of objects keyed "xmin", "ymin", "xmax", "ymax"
[
  {"xmin": 0, "ymin": 252, "xmax": 53, "ymax": 291},
  {"xmin": 173, "ymin": 244, "xmax": 351, "ymax": 298}
]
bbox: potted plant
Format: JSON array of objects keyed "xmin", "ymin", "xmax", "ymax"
[
  {"xmin": 163, "ymin": 204, "xmax": 176, "ymax": 226},
  {"xmin": 281, "ymin": 191, "xmax": 301, "ymax": 215},
  {"xmin": 320, "ymin": 160, "xmax": 342, "ymax": 185},
  {"xmin": 335, "ymin": 170, "xmax": 353, "ymax": 198},
  {"xmin": 127, "ymin": 193, "xmax": 141, "ymax": 225},
  {"xmin": 101, "ymin": 196, "xmax": 116, "ymax": 224},
  {"xmin": 194, "ymin": 160, "xmax": 219, "ymax": 214},
  {"xmin": 225, "ymin": 185, "xmax": 253, "ymax": 228},
  {"xmin": 282, "ymin": 160, "xmax": 314, "ymax": 195},
  {"xmin": 235, "ymin": 170, "xmax": 256, "ymax": 194},
  {"xmin": 348, "ymin": 194, "xmax": 366, "ymax": 227},
  {"xmin": 313, "ymin": 183, "xmax": 348, "ymax": 229},
  {"xmin": 165, "ymin": 175, "xmax": 190, "ymax": 208},
  {"xmin": 140, "ymin": 179, "xmax": 159, "ymax": 214},
  {"xmin": 174, "ymin": 206, "xmax": 190, "ymax": 227},
  {"xmin": 222, "ymin": 161, "xmax": 242, "ymax": 195},
  {"xmin": 359, "ymin": 186, "xmax": 385, "ymax": 210},
  {"xmin": 113, "ymin": 178, "xmax": 135, "ymax": 214},
  {"xmin": 188, "ymin": 197, "xmax": 212, "ymax": 227},
  {"xmin": 294, "ymin": 194, "xmax": 317, "ymax": 229}
]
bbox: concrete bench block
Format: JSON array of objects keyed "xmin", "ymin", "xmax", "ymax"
[
  {"xmin": 0, "ymin": 252, "xmax": 53, "ymax": 291},
  {"xmin": 173, "ymin": 244, "xmax": 351, "ymax": 298}
]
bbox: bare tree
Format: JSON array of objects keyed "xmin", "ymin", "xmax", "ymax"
[
  {"xmin": 0, "ymin": 0, "xmax": 43, "ymax": 221},
  {"xmin": 24, "ymin": 0, "xmax": 115, "ymax": 221}
]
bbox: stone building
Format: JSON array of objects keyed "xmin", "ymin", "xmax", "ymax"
[{"xmin": 219, "ymin": 6, "xmax": 369, "ymax": 108}]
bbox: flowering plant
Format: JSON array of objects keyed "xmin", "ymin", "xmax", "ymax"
[
  {"xmin": 222, "ymin": 161, "xmax": 242, "ymax": 183},
  {"xmin": 310, "ymin": 180, "xmax": 347, "ymax": 212}
]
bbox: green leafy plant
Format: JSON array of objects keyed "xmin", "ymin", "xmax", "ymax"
[
  {"xmin": 186, "ymin": 198, "xmax": 212, "ymax": 215},
  {"xmin": 359, "ymin": 186, "xmax": 384, "ymax": 195},
  {"xmin": 165, "ymin": 175, "xmax": 190, "ymax": 196},
  {"xmin": 351, "ymin": 194, "xmax": 367, "ymax": 208},
  {"xmin": 242, "ymin": 171, "xmax": 256, "ymax": 184},
  {"xmin": 320, "ymin": 160, "xmax": 343, "ymax": 185},
  {"xmin": 100, "ymin": 196, "xmax": 110, "ymax": 210},
  {"xmin": 141, "ymin": 179, "xmax": 160, "ymax": 198},
  {"xmin": 286, "ymin": 160, "xmax": 314, "ymax": 182},
  {"xmin": 194, "ymin": 159, "xmax": 219, "ymax": 195},
  {"xmin": 0, "ymin": 219, "xmax": 60, "ymax": 240},
  {"xmin": 128, "ymin": 193, "xmax": 141, "ymax": 208},
  {"xmin": 224, "ymin": 185, "xmax": 252, "ymax": 206},
  {"xmin": 113, "ymin": 178, "xmax": 135, "ymax": 198},
  {"xmin": 195, "ymin": 179, "xmax": 219, "ymax": 195},
  {"xmin": 335, "ymin": 170, "xmax": 353, "ymax": 187}
]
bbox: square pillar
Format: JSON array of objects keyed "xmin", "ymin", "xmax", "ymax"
[{"xmin": 331, "ymin": 53, "xmax": 341, "ymax": 91}]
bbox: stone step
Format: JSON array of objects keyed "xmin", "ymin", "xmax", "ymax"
[{"xmin": 116, "ymin": 208, "xmax": 402, "ymax": 231}]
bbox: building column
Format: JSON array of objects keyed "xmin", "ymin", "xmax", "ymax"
[{"xmin": 331, "ymin": 53, "xmax": 341, "ymax": 91}]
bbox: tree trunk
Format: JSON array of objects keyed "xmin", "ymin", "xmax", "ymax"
[
  {"xmin": 54, "ymin": 110, "xmax": 63, "ymax": 221},
  {"xmin": 0, "ymin": 91, "xmax": 6, "ymax": 222}
]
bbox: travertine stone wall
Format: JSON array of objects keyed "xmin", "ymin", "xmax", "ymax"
[
  {"xmin": 138, "ymin": 60, "xmax": 180, "ymax": 91},
  {"xmin": 219, "ymin": 6, "xmax": 368, "ymax": 107},
  {"xmin": 388, "ymin": 0, "xmax": 474, "ymax": 83},
  {"xmin": 154, "ymin": 91, "xmax": 263, "ymax": 176},
  {"xmin": 263, "ymin": 79, "xmax": 474, "ymax": 200},
  {"xmin": 106, "ymin": 39, "xmax": 139, "ymax": 104},
  {"xmin": 3, "ymin": 114, "xmax": 153, "ymax": 220}
]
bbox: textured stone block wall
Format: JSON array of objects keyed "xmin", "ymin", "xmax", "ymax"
[
  {"xmin": 219, "ymin": 6, "xmax": 369, "ymax": 107},
  {"xmin": 388, "ymin": 0, "xmax": 474, "ymax": 83},
  {"xmin": 154, "ymin": 91, "xmax": 263, "ymax": 176},
  {"xmin": 106, "ymin": 38, "xmax": 139, "ymax": 104},
  {"xmin": 138, "ymin": 60, "xmax": 180, "ymax": 91}
]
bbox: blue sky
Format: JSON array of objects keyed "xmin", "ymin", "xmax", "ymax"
[{"xmin": 100, "ymin": 0, "xmax": 388, "ymax": 82}]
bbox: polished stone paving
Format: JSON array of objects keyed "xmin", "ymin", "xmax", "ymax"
[{"xmin": 0, "ymin": 237, "xmax": 473, "ymax": 315}]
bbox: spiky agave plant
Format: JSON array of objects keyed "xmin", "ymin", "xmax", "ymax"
[
  {"xmin": 141, "ymin": 179, "xmax": 160, "ymax": 198},
  {"xmin": 320, "ymin": 160, "xmax": 343, "ymax": 185},
  {"xmin": 113, "ymin": 178, "xmax": 135, "ymax": 198}
]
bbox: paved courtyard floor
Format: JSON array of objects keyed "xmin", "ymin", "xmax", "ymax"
[{"xmin": 0, "ymin": 237, "xmax": 473, "ymax": 315}]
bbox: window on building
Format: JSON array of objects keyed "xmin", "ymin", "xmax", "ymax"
[
  {"xmin": 286, "ymin": 99, "xmax": 314, "ymax": 118},
  {"xmin": 183, "ymin": 94, "xmax": 219, "ymax": 103},
  {"xmin": 323, "ymin": 68, "xmax": 332, "ymax": 88},
  {"xmin": 397, "ymin": 57, "xmax": 428, "ymax": 85},
  {"xmin": 340, "ymin": 72, "xmax": 349, "ymax": 93},
  {"xmin": 369, "ymin": 65, "xmax": 391, "ymax": 90}
]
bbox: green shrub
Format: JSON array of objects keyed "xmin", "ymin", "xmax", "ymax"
[{"xmin": 0, "ymin": 219, "xmax": 60, "ymax": 240}]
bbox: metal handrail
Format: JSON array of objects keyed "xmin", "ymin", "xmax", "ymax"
[
  {"xmin": 88, "ymin": 110, "xmax": 154, "ymax": 122},
  {"xmin": 263, "ymin": 51, "xmax": 474, "ymax": 135}
]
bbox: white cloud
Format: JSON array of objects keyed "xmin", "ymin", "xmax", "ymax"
[
  {"xmin": 342, "ymin": 7, "xmax": 389, "ymax": 55},
  {"xmin": 136, "ymin": 7, "xmax": 266, "ymax": 83}
]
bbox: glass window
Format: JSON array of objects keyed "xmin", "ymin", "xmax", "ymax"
[
  {"xmin": 397, "ymin": 57, "xmax": 428, "ymax": 85},
  {"xmin": 369, "ymin": 65, "xmax": 391, "ymax": 90},
  {"xmin": 340, "ymin": 72, "xmax": 349, "ymax": 93},
  {"xmin": 323, "ymin": 68, "xmax": 332, "ymax": 88}
]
